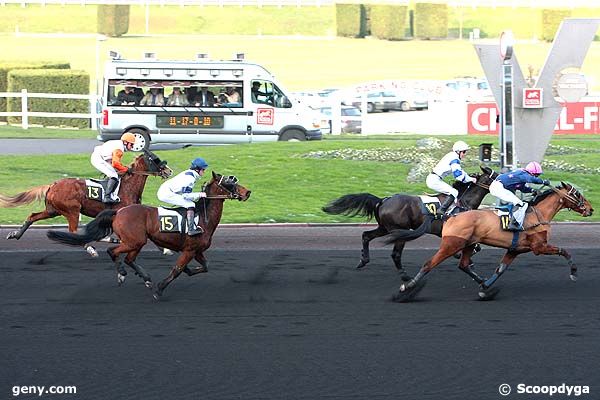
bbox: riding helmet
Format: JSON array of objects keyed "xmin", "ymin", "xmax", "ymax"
[{"xmin": 190, "ymin": 157, "xmax": 209, "ymax": 170}]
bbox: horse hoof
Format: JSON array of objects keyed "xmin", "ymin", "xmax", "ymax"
[
  {"xmin": 152, "ymin": 291, "xmax": 161, "ymax": 301},
  {"xmin": 86, "ymin": 246, "xmax": 98, "ymax": 257},
  {"xmin": 478, "ymin": 286, "xmax": 500, "ymax": 301},
  {"xmin": 162, "ymin": 248, "xmax": 174, "ymax": 256},
  {"xmin": 392, "ymin": 280, "xmax": 426, "ymax": 303},
  {"xmin": 144, "ymin": 280, "xmax": 153, "ymax": 289},
  {"xmin": 356, "ymin": 259, "xmax": 368, "ymax": 269},
  {"xmin": 569, "ymin": 274, "xmax": 578, "ymax": 282},
  {"xmin": 6, "ymin": 231, "xmax": 16, "ymax": 240},
  {"xmin": 117, "ymin": 273, "xmax": 126, "ymax": 286}
]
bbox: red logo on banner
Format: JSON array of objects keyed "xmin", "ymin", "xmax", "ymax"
[
  {"xmin": 257, "ymin": 108, "xmax": 274, "ymax": 125},
  {"xmin": 523, "ymin": 88, "xmax": 542, "ymax": 108}
]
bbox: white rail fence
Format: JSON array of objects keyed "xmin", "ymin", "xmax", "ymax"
[{"xmin": 0, "ymin": 90, "xmax": 99, "ymax": 130}]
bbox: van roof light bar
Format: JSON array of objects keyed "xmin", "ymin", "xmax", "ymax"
[{"xmin": 109, "ymin": 50, "xmax": 122, "ymax": 60}]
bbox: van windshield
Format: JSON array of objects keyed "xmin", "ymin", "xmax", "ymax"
[{"xmin": 106, "ymin": 80, "xmax": 243, "ymax": 108}]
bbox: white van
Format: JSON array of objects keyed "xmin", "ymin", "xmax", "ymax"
[{"xmin": 97, "ymin": 53, "xmax": 322, "ymax": 149}]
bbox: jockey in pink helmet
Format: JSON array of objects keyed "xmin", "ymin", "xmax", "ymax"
[{"xmin": 489, "ymin": 161, "xmax": 550, "ymax": 230}]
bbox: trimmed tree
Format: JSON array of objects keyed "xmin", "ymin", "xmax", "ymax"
[
  {"xmin": 336, "ymin": 3, "xmax": 367, "ymax": 38},
  {"xmin": 370, "ymin": 4, "xmax": 408, "ymax": 40},
  {"xmin": 97, "ymin": 4, "xmax": 130, "ymax": 37},
  {"xmin": 414, "ymin": 2, "xmax": 448, "ymax": 39}
]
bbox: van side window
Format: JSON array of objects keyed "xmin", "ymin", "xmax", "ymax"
[{"xmin": 252, "ymin": 81, "xmax": 291, "ymax": 108}]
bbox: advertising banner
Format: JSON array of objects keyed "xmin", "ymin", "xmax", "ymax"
[{"xmin": 468, "ymin": 102, "xmax": 600, "ymax": 134}]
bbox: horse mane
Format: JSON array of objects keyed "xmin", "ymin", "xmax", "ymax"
[
  {"xmin": 452, "ymin": 173, "xmax": 478, "ymax": 195},
  {"xmin": 530, "ymin": 186, "xmax": 559, "ymax": 205}
]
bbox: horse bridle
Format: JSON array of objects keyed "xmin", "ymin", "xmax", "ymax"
[
  {"xmin": 550, "ymin": 185, "xmax": 587, "ymax": 213},
  {"xmin": 203, "ymin": 175, "xmax": 242, "ymax": 200},
  {"xmin": 471, "ymin": 169, "xmax": 497, "ymax": 190},
  {"xmin": 128, "ymin": 151, "xmax": 172, "ymax": 178}
]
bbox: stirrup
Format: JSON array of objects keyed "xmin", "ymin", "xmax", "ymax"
[
  {"xmin": 187, "ymin": 227, "xmax": 204, "ymax": 236},
  {"xmin": 103, "ymin": 196, "xmax": 118, "ymax": 204}
]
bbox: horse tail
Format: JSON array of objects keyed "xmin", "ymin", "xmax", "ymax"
[
  {"xmin": 0, "ymin": 184, "xmax": 51, "ymax": 208},
  {"xmin": 383, "ymin": 216, "xmax": 432, "ymax": 245},
  {"xmin": 47, "ymin": 209, "xmax": 117, "ymax": 246},
  {"xmin": 322, "ymin": 193, "xmax": 382, "ymax": 220}
]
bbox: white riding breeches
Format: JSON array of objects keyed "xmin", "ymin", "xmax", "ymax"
[
  {"xmin": 490, "ymin": 180, "xmax": 527, "ymax": 224},
  {"xmin": 426, "ymin": 174, "xmax": 458, "ymax": 199},
  {"xmin": 157, "ymin": 185, "xmax": 195, "ymax": 209},
  {"xmin": 91, "ymin": 151, "xmax": 118, "ymax": 179},
  {"xmin": 513, "ymin": 203, "xmax": 528, "ymax": 225},
  {"xmin": 489, "ymin": 180, "xmax": 523, "ymax": 206}
]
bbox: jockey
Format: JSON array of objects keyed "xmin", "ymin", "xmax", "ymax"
[
  {"xmin": 489, "ymin": 161, "xmax": 550, "ymax": 230},
  {"xmin": 157, "ymin": 157, "xmax": 209, "ymax": 236},
  {"xmin": 90, "ymin": 132, "xmax": 136, "ymax": 203},
  {"xmin": 426, "ymin": 140, "xmax": 476, "ymax": 216}
]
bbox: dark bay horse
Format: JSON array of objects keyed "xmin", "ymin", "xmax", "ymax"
[
  {"xmin": 322, "ymin": 166, "xmax": 497, "ymax": 279},
  {"xmin": 0, "ymin": 149, "xmax": 172, "ymax": 253},
  {"xmin": 392, "ymin": 182, "xmax": 593, "ymax": 302},
  {"xmin": 46, "ymin": 172, "xmax": 251, "ymax": 300}
]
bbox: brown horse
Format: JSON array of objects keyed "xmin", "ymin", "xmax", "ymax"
[
  {"xmin": 46, "ymin": 172, "xmax": 251, "ymax": 300},
  {"xmin": 389, "ymin": 182, "xmax": 594, "ymax": 302},
  {"xmin": 1, "ymin": 149, "xmax": 172, "ymax": 253}
]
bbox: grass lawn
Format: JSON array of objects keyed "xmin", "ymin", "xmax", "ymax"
[
  {"xmin": 0, "ymin": 125, "xmax": 96, "ymax": 139},
  {"xmin": 0, "ymin": 134, "xmax": 598, "ymax": 225},
  {"xmin": 3, "ymin": 31, "xmax": 600, "ymax": 93}
]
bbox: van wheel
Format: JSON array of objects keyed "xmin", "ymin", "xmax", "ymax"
[
  {"xmin": 279, "ymin": 130, "xmax": 306, "ymax": 142},
  {"xmin": 128, "ymin": 129, "xmax": 150, "ymax": 151},
  {"xmin": 367, "ymin": 103, "xmax": 375, "ymax": 113},
  {"xmin": 400, "ymin": 101, "xmax": 411, "ymax": 112}
]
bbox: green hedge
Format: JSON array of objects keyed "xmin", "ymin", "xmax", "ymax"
[
  {"xmin": 370, "ymin": 5, "xmax": 408, "ymax": 40},
  {"xmin": 0, "ymin": 61, "xmax": 70, "ymax": 122},
  {"xmin": 7, "ymin": 69, "xmax": 90, "ymax": 128},
  {"xmin": 335, "ymin": 3, "xmax": 367, "ymax": 38},
  {"xmin": 414, "ymin": 2, "xmax": 448, "ymax": 39},
  {"xmin": 541, "ymin": 9, "xmax": 572, "ymax": 42},
  {"xmin": 97, "ymin": 4, "xmax": 130, "ymax": 37}
]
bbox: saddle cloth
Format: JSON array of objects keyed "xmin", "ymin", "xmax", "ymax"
[
  {"xmin": 157, "ymin": 207, "xmax": 201, "ymax": 233},
  {"xmin": 85, "ymin": 179, "xmax": 121, "ymax": 203},
  {"xmin": 495, "ymin": 208, "xmax": 514, "ymax": 231},
  {"xmin": 418, "ymin": 195, "xmax": 444, "ymax": 220}
]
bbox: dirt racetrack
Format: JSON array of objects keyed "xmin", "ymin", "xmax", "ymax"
[{"xmin": 1, "ymin": 225, "xmax": 599, "ymax": 400}]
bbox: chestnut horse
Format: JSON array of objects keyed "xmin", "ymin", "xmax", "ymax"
[
  {"xmin": 1, "ymin": 149, "xmax": 172, "ymax": 253},
  {"xmin": 390, "ymin": 182, "xmax": 593, "ymax": 302},
  {"xmin": 46, "ymin": 172, "xmax": 251, "ymax": 300},
  {"xmin": 322, "ymin": 166, "xmax": 497, "ymax": 279}
]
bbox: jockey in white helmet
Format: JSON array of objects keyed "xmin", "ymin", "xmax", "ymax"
[{"xmin": 426, "ymin": 140, "xmax": 476, "ymax": 216}]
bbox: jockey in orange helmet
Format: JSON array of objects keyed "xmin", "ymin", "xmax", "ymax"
[{"xmin": 90, "ymin": 132, "xmax": 136, "ymax": 203}]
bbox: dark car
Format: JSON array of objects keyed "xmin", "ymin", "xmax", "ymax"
[{"xmin": 319, "ymin": 105, "xmax": 362, "ymax": 134}]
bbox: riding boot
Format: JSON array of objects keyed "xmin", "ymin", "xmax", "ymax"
[
  {"xmin": 186, "ymin": 208, "xmax": 203, "ymax": 236},
  {"xmin": 507, "ymin": 204, "xmax": 523, "ymax": 231},
  {"xmin": 437, "ymin": 194, "xmax": 455, "ymax": 216},
  {"xmin": 103, "ymin": 177, "xmax": 119, "ymax": 204}
]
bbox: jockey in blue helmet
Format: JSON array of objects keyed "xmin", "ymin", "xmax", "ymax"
[{"xmin": 157, "ymin": 157, "xmax": 209, "ymax": 236}]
